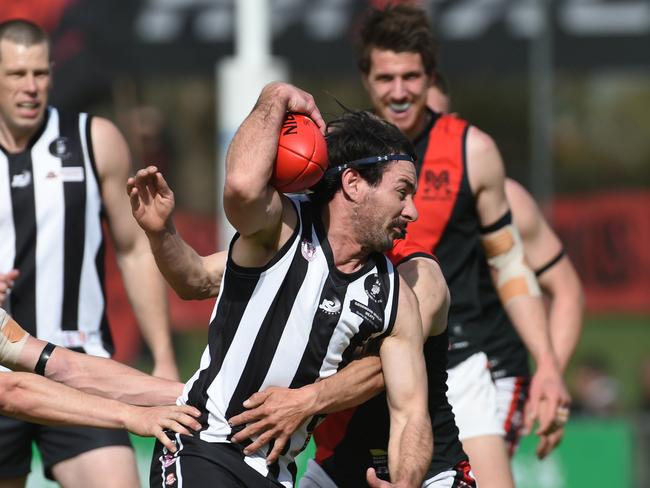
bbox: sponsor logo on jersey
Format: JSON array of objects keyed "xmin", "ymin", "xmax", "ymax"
[
  {"xmin": 165, "ymin": 472, "xmax": 177, "ymax": 485},
  {"xmin": 61, "ymin": 166, "xmax": 85, "ymax": 182},
  {"xmin": 49, "ymin": 136, "xmax": 72, "ymax": 158},
  {"xmin": 319, "ymin": 297, "xmax": 341, "ymax": 315},
  {"xmin": 350, "ymin": 300, "xmax": 383, "ymax": 331},
  {"xmin": 364, "ymin": 274, "xmax": 384, "ymax": 304},
  {"xmin": 11, "ymin": 170, "xmax": 32, "ymax": 188},
  {"xmin": 301, "ymin": 239, "xmax": 317, "ymax": 261}
]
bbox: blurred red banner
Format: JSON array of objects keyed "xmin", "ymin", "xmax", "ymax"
[{"xmin": 552, "ymin": 191, "xmax": 650, "ymax": 314}]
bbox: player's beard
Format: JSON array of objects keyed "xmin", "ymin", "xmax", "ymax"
[{"xmin": 355, "ymin": 204, "xmax": 405, "ymax": 253}]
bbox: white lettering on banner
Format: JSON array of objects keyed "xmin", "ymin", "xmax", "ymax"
[{"xmin": 135, "ymin": 0, "xmax": 650, "ymax": 43}]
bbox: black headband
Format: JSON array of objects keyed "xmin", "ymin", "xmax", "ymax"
[{"xmin": 325, "ymin": 154, "xmax": 414, "ymax": 176}]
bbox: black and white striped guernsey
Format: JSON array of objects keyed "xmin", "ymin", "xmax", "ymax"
[
  {"xmin": 0, "ymin": 107, "xmax": 111, "ymax": 364},
  {"xmin": 179, "ymin": 195, "xmax": 400, "ymax": 487}
]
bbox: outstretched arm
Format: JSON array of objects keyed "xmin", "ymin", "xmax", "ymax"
[
  {"xmin": 505, "ymin": 179, "xmax": 584, "ymax": 373},
  {"xmin": 1, "ymin": 308, "xmax": 183, "ymax": 406},
  {"xmin": 467, "ymin": 128, "xmax": 570, "ymax": 436},
  {"xmin": 128, "ymin": 166, "xmax": 226, "ymax": 300},
  {"xmin": 506, "ymin": 179, "xmax": 583, "ymax": 458},
  {"xmin": 92, "ymin": 117, "xmax": 178, "ymax": 380},
  {"xmin": 0, "ymin": 371, "xmax": 200, "ymax": 452}
]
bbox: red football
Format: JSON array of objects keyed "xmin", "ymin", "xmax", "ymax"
[{"xmin": 272, "ymin": 113, "xmax": 328, "ymax": 193}]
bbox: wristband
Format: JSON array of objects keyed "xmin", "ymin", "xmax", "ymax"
[{"xmin": 35, "ymin": 342, "xmax": 56, "ymax": 376}]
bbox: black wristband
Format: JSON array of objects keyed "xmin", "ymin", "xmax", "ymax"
[{"xmin": 35, "ymin": 342, "xmax": 56, "ymax": 376}]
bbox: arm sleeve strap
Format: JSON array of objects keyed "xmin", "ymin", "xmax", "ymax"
[
  {"xmin": 480, "ymin": 212, "xmax": 541, "ymax": 303},
  {"xmin": 0, "ymin": 308, "xmax": 29, "ymax": 368}
]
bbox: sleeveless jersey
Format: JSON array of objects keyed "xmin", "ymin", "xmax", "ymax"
[
  {"xmin": 0, "ymin": 107, "xmax": 111, "ymax": 363},
  {"xmin": 313, "ymin": 241, "xmax": 467, "ymax": 486},
  {"xmin": 408, "ymin": 111, "xmax": 488, "ymax": 368},
  {"xmin": 179, "ymin": 195, "xmax": 400, "ymax": 487}
]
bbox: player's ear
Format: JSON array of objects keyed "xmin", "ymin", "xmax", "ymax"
[{"xmin": 339, "ymin": 168, "xmax": 362, "ymax": 201}]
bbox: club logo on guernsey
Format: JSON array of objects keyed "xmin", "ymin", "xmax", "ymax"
[
  {"xmin": 319, "ymin": 297, "xmax": 342, "ymax": 315},
  {"xmin": 301, "ymin": 239, "xmax": 317, "ymax": 261},
  {"xmin": 422, "ymin": 160, "xmax": 454, "ymax": 201},
  {"xmin": 364, "ymin": 274, "xmax": 384, "ymax": 304},
  {"xmin": 49, "ymin": 136, "xmax": 72, "ymax": 159}
]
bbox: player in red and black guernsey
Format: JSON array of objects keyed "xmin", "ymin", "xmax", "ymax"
[
  {"xmin": 345, "ymin": 6, "xmax": 570, "ymax": 487},
  {"xmin": 428, "ymin": 80, "xmax": 584, "ymax": 460},
  {"xmin": 131, "ymin": 83, "xmax": 434, "ymax": 488}
]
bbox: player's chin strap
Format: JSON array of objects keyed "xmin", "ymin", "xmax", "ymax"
[
  {"xmin": 0, "ymin": 307, "xmax": 29, "ymax": 369},
  {"xmin": 480, "ymin": 211, "xmax": 541, "ymax": 303},
  {"xmin": 325, "ymin": 153, "xmax": 414, "ymax": 176}
]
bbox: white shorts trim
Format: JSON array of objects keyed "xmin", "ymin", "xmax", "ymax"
[{"xmin": 446, "ymin": 351, "xmax": 504, "ymax": 440}]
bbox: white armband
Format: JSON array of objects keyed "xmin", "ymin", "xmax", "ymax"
[
  {"xmin": 0, "ymin": 308, "xmax": 29, "ymax": 368},
  {"xmin": 481, "ymin": 217, "xmax": 541, "ymax": 304}
]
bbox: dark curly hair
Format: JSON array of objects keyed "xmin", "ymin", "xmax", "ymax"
[{"xmin": 310, "ymin": 110, "xmax": 416, "ymax": 205}]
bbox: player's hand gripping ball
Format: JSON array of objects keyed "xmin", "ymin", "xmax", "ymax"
[{"xmin": 272, "ymin": 113, "xmax": 328, "ymax": 193}]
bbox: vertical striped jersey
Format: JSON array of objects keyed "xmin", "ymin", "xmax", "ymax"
[
  {"xmin": 0, "ymin": 107, "xmax": 111, "ymax": 365},
  {"xmin": 179, "ymin": 195, "xmax": 400, "ymax": 487}
]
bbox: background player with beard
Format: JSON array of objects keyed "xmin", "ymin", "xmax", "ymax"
[
  {"xmin": 0, "ymin": 19, "xmax": 178, "ymax": 488},
  {"xmin": 344, "ymin": 6, "xmax": 569, "ymax": 487},
  {"xmin": 427, "ymin": 78, "xmax": 584, "ymax": 459},
  {"xmin": 129, "ymin": 82, "xmax": 432, "ymax": 488}
]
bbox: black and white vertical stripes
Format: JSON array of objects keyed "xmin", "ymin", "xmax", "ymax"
[
  {"xmin": 0, "ymin": 107, "xmax": 111, "ymax": 366},
  {"xmin": 178, "ymin": 196, "xmax": 399, "ymax": 487}
]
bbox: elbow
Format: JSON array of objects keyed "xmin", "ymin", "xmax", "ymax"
[{"xmin": 224, "ymin": 175, "xmax": 261, "ymax": 206}]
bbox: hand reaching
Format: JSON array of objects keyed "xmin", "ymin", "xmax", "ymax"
[
  {"xmin": 126, "ymin": 166, "xmax": 175, "ymax": 234},
  {"xmin": 124, "ymin": 404, "xmax": 201, "ymax": 453},
  {"xmin": 228, "ymin": 385, "xmax": 317, "ymax": 463}
]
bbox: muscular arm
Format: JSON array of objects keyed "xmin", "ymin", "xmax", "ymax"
[
  {"xmin": 3, "ymin": 313, "xmax": 183, "ymax": 406},
  {"xmin": 506, "ymin": 179, "xmax": 584, "ymax": 373},
  {"xmin": 0, "ymin": 371, "xmax": 199, "ymax": 452},
  {"xmin": 467, "ymin": 128, "xmax": 569, "ymax": 433},
  {"xmin": 224, "ymin": 83, "xmax": 324, "ymax": 268},
  {"xmin": 378, "ymin": 277, "xmax": 431, "ymax": 486},
  {"xmin": 93, "ymin": 117, "xmax": 178, "ymax": 380},
  {"xmin": 128, "ymin": 167, "xmax": 227, "ymax": 300}
]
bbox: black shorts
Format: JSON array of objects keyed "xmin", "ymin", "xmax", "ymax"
[
  {"xmin": 150, "ymin": 433, "xmax": 284, "ymax": 488},
  {"xmin": 0, "ymin": 415, "xmax": 132, "ymax": 480}
]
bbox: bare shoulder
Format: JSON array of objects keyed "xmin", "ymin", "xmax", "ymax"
[
  {"xmin": 90, "ymin": 116, "xmax": 130, "ymax": 180},
  {"xmin": 466, "ymin": 126, "xmax": 506, "ymax": 194},
  {"xmin": 466, "ymin": 126, "xmax": 499, "ymax": 156}
]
